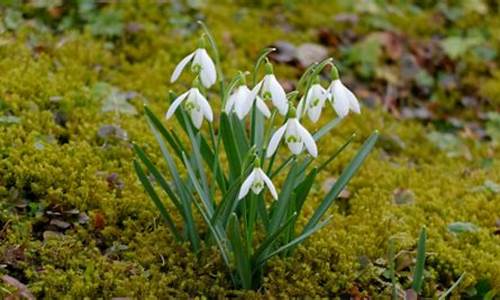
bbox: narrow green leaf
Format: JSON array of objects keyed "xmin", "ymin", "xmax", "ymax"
[
  {"xmin": 412, "ymin": 227, "xmax": 427, "ymax": 293},
  {"xmin": 317, "ymin": 133, "xmax": 356, "ymax": 173},
  {"xmin": 253, "ymin": 212, "xmax": 297, "ymax": 263},
  {"xmin": 257, "ymin": 216, "xmax": 331, "ymax": 266},
  {"xmin": 294, "ymin": 168, "xmax": 317, "ymax": 215},
  {"xmin": 388, "ymin": 238, "xmax": 397, "ymax": 300},
  {"xmin": 147, "ymin": 118, "xmax": 201, "ymax": 252},
  {"xmin": 133, "ymin": 144, "xmax": 182, "ymax": 212},
  {"xmin": 197, "ymin": 20, "xmax": 224, "ymax": 84},
  {"xmin": 303, "ymin": 131, "xmax": 379, "ymax": 233},
  {"xmin": 144, "ymin": 105, "xmax": 185, "ymax": 159},
  {"xmin": 228, "ymin": 213, "xmax": 252, "ymax": 289},
  {"xmin": 220, "ymin": 112, "xmax": 242, "ymax": 179},
  {"xmin": 268, "ymin": 162, "xmax": 300, "ymax": 234},
  {"xmin": 133, "ymin": 160, "xmax": 182, "ymax": 241},
  {"xmin": 438, "ymin": 272, "xmax": 466, "ymax": 300},
  {"xmin": 181, "ymin": 152, "xmax": 213, "ymax": 215},
  {"xmin": 253, "ymin": 47, "xmax": 276, "ymax": 85},
  {"xmin": 313, "ymin": 117, "xmax": 342, "ymax": 141}
]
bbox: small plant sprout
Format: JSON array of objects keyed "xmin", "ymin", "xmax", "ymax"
[
  {"xmin": 328, "ymin": 65, "xmax": 361, "ymax": 118},
  {"xmin": 133, "ymin": 21, "xmax": 379, "ymax": 290},
  {"xmin": 170, "ymin": 36, "xmax": 217, "ymax": 88}
]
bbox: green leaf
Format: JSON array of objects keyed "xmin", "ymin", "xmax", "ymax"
[
  {"xmin": 317, "ymin": 133, "xmax": 356, "ymax": 173},
  {"xmin": 253, "ymin": 47, "xmax": 276, "ymax": 85},
  {"xmin": 146, "ymin": 118, "xmax": 201, "ymax": 252},
  {"xmin": 253, "ymin": 212, "xmax": 297, "ymax": 263},
  {"xmin": 268, "ymin": 162, "xmax": 300, "ymax": 234},
  {"xmin": 388, "ymin": 238, "xmax": 397, "ymax": 300},
  {"xmin": 101, "ymin": 89, "xmax": 137, "ymax": 115},
  {"xmin": 220, "ymin": 113, "xmax": 242, "ymax": 179},
  {"xmin": 257, "ymin": 216, "xmax": 331, "ymax": 266},
  {"xmin": 0, "ymin": 115, "xmax": 21, "ymax": 124},
  {"xmin": 412, "ymin": 227, "xmax": 427, "ymax": 293},
  {"xmin": 313, "ymin": 117, "xmax": 342, "ymax": 141},
  {"xmin": 448, "ymin": 222, "xmax": 478, "ymax": 234},
  {"xmin": 303, "ymin": 131, "xmax": 378, "ymax": 233},
  {"xmin": 144, "ymin": 105, "xmax": 185, "ymax": 160},
  {"xmin": 228, "ymin": 213, "xmax": 252, "ymax": 289},
  {"xmin": 133, "ymin": 160, "xmax": 182, "ymax": 241},
  {"xmin": 439, "ymin": 272, "xmax": 466, "ymax": 300},
  {"xmin": 181, "ymin": 152, "xmax": 213, "ymax": 215},
  {"xmin": 133, "ymin": 144, "xmax": 183, "ymax": 213}
]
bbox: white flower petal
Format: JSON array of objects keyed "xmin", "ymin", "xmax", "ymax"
[
  {"xmin": 287, "ymin": 141, "xmax": 303, "ymax": 155},
  {"xmin": 165, "ymin": 90, "xmax": 189, "ymax": 119},
  {"xmin": 238, "ymin": 169, "xmax": 256, "ymax": 200},
  {"xmin": 196, "ymin": 49, "xmax": 217, "ymax": 88},
  {"xmin": 255, "ymin": 97, "xmax": 271, "ymax": 118},
  {"xmin": 190, "ymin": 108, "xmax": 204, "ymax": 129},
  {"xmin": 266, "ymin": 124, "xmax": 287, "ymax": 157},
  {"xmin": 235, "ymin": 86, "xmax": 254, "ymax": 119},
  {"xmin": 296, "ymin": 120, "xmax": 318, "ymax": 157},
  {"xmin": 257, "ymin": 168, "xmax": 278, "ymax": 200},
  {"xmin": 195, "ymin": 90, "xmax": 213, "ymax": 122},
  {"xmin": 266, "ymin": 75, "xmax": 288, "ymax": 115},
  {"xmin": 170, "ymin": 52, "xmax": 195, "ymax": 83},
  {"xmin": 343, "ymin": 85, "xmax": 361, "ymax": 114},
  {"xmin": 331, "ymin": 81, "xmax": 349, "ymax": 118},
  {"xmin": 296, "ymin": 97, "xmax": 306, "ymax": 119},
  {"xmin": 285, "ymin": 119, "xmax": 303, "ymax": 155},
  {"xmin": 225, "ymin": 93, "xmax": 237, "ymax": 113}
]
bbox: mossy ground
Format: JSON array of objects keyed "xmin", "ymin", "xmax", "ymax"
[{"xmin": 0, "ymin": 1, "xmax": 499, "ymax": 298}]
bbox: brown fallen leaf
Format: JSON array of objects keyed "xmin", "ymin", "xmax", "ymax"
[
  {"xmin": 296, "ymin": 43, "xmax": 329, "ymax": 68},
  {"xmin": 2, "ymin": 274, "xmax": 35, "ymax": 300}
]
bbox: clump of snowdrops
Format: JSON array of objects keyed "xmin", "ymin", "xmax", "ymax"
[{"xmin": 133, "ymin": 22, "xmax": 378, "ymax": 290}]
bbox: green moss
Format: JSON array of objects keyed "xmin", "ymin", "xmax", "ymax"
[{"xmin": 1, "ymin": 1, "xmax": 499, "ymax": 298}]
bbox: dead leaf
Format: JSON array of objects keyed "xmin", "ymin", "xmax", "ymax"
[
  {"xmin": 296, "ymin": 43, "xmax": 328, "ymax": 68},
  {"xmin": 93, "ymin": 212, "xmax": 106, "ymax": 231},
  {"xmin": 269, "ymin": 41, "xmax": 296, "ymax": 64},
  {"xmin": 393, "ymin": 188, "xmax": 415, "ymax": 205},
  {"xmin": 1, "ymin": 275, "xmax": 35, "ymax": 300}
]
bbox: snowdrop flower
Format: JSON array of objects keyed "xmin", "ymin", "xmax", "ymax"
[
  {"xmin": 247, "ymin": 63, "xmax": 288, "ymax": 115},
  {"xmin": 297, "ymin": 82, "xmax": 328, "ymax": 123},
  {"xmin": 327, "ymin": 66, "xmax": 360, "ymax": 118},
  {"xmin": 166, "ymin": 88, "xmax": 213, "ymax": 129},
  {"xmin": 238, "ymin": 167, "xmax": 278, "ymax": 200},
  {"xmin": 266, "ymin": 107, "xmax": 317, "ymax": 157},
  {"xmin": 170, "ymin": 47, "xmax": 216, "ymax": 88},
  {"xmin": 225, "ymin": 85, "xmax": 271, "ymax": 119}
]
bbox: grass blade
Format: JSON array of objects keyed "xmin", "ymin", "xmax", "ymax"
[
  {"xmin": 313, "ymin": 117, "xmax": 342, "ymax": 141},
  {"xmin": 228, "ymin": 213, "xmax": 252, "ymax": 289},
  {"xmin": 133, "ymin": 160, "xmax": 182, "ymax": 241},
  {"xmin": 257, "ymin": 216, "xmax": 331, "ymax": 266},
  {"xmin": 316, "ymin": 133, "xmax": 356, "ymax": 173},
  {"xmin": 412, "ymin": 227, "xmax": 427, "ymax": 293},
  {"xmin": 439, "ymin": 272, "xmax": 465, "ymax": 300},
  {"xmin": 303, "ymin": 131, "xmax": 379, "ymax": 233}
]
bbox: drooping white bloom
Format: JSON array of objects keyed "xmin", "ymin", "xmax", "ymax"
[
  {"xmin": 297, "ymin": 83, "xmax": 328, "ymax": 123},
  {"xmin": 225, "ymin": 85, "xmax": 271, "ymax": 119},
  {"xmin": 238, "ymin": 167, "xmax": 278, "ymax": 200},
  {"xmin": 248, "ymin": 74, "xmax": 288, "ymax": 115},
  {"xmin": 266, "ymin": 118, "xmax": 318, "ymax": 157},
  {"xmin": 165, "ymin": 88, "xmax": 213, "ymax": 129},
  {"xmin": 170, "ymin": 48, "xmax": 217, "ymax": 88},
  {"xmin": 327, "ymin": 79, "xmax": 360, "ymax": 118}
]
